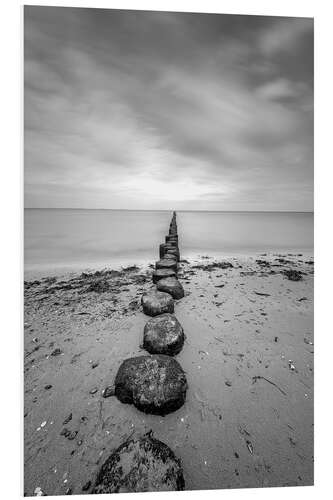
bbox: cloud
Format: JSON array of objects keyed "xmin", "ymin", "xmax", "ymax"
[{"xmin": 24, "ymin": 7, "xmax": 313, "ymax": 211}]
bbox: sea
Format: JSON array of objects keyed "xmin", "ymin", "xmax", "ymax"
[{"xmin": 24, "ymin": 209, "xmax": 314, "ymax": 278}]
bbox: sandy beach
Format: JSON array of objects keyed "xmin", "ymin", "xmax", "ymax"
[{"xmin": 24, "ymin": 252, "xmax": 314, "ymax": 496}]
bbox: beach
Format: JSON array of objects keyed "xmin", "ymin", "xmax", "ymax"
[{"xmin": 24, "ymin": 251, "xmax": 313, "ymax": 495}]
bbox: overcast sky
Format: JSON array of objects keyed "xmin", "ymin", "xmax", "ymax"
[{"xmin": 24, "ymin": 7, "xmax": 313, "ymax": 211}]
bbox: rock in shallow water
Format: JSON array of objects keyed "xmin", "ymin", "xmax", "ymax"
[
  {"xmin": 143, "ymin": 313, "xmax": 185, "ymax": 355},
  {"xmin": 114, "ymin": 355, "xmax": 187, "ymax": 415},
  {"xmin": 157, "ymin": 276, "xmax": 184, "ymax": 300},
  {"xmin": 141, "ymin": 289, "xmax": 174, "ymax": 316},
  {"xmin": 92, "ymin": 433, "xmax": 185, "ymax": 493}
]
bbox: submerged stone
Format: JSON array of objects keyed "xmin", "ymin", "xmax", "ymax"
[
  {"xmin": 157, "ymin": 277, "xmax": 184, "ymax": 300},
  {"xmin": 152, "ymin": 268, "xmax": 177, "ymax": 284},
  {"xmin": 143, "ymin": 313, "xmax": 185, "ymax": 355},
  {"xmin": 114, "ymin": 355, "xmax": 187, "ymax": 415},
  {"xmin": 141, "ymin": 289, "xmax": 174, "ymax": 316},
  {"xmin": 92, "ymin": 433, "xmax": 185, "ymax": 493}
]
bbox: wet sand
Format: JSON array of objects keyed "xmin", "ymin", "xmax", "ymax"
[{"xmin": 24, "ymin": 253, "xmax": 314, "ymax": 496}]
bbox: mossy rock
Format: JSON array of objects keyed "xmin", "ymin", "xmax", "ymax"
[
  {"xmin": 92, "ymin": 433, "xmax": 185, "ymax": 493},
  {"xmin": 152, "ymin": 269, "xmax": 177, "ymax": 284},
  {"xmin": 114, "ymin": 355, "xmax": 187, "ymax": 415},
  {"xmin": 157, "ymin": 277, "xmax": 184, "ymax": 300},
  {"xmin": 156, "ymin": 259, "xmax": 178, "ymax": 273},
  {"xmin": 141, "ymin": 289, "xmax": 174, "ymax": 316},
  {"xmin": 143, "ymin": 313, "xmax": 185, "ymax": 355}
]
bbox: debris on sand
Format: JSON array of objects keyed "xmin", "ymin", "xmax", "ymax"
[
  {"xmin": 92, "ymin": 433, "xmax": 185, "ymax": 493},
  {"xmin": 121, "ymin": 265, "xmax": 140, "ymax": 272},
  {"xmin": 288, "ymin": 360, "xmax": 297, "ymax": 372},
  {"xmin": 34, "ymin": 486, "xmax": 46, "ymax": 496},
  {"xmin": 62, "ymin": 413, "xmax": 72, "ymax": 425},
  {"xmin": 246, "ymin": 440, "xmax": 254, "ymax": 454},
  {"xmin": 86, "ymin": 279, "xmax": 111, "ymax": 293},
  {"xmin": 256, "ymin": 259, "xmax": 271, "ymax": 267},
  {"xmin": 282, "ymin": 269, "xmax": 303, "ymax": 281},
  {"xmin": 102, "ymin": 386, "xmax": 115, "ymax": 398},
  {"xmin": 192, "ymin": 261, "xmax": 233, "ymax": 272},
  {"xmin": 254, "ymin": 291, "xmax": 271, "ymax": 297},
  {"xmin": 114, "ymin": 355, "xmax": 187, "ymax": 415},
  {"xmin": 50, "ymin": 348, "xmax": 63, "ymax": 357},
  {"xmin": 252, "ymin": 375, "xmax": 287, "ymax": 396},
  {"xmin": 143, "ymin": 313, "xmax": 185, "ymax": 356}
]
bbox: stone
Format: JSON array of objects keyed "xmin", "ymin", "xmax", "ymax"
[
  {"xmin": 92, "ymin": 433, "xmax": 185, "ymax": 493},
  {"xmin": 163, "ymin": 252, "xmax": 178, "ymax": 260},
  {"xmin": 143, "ymin": 313, "xmax": 185, "ymax": 355},
  {"xmin": 164, "ymin": 248, "xmax": 180, "ymax": 261},
  {"xmin": 160, "ymin": 242, "xmax": 178, "ymax": 259},
  {"xmin": 141, "ymin": 289, "xmax": 174, "ymax": 316},
  {"xmin": 159, "ymin": 243, "xmax": 168, "ymax": 259},
  {"xmin": 152, "ymin": 269, "xmax": 177, "ymax": 284},
  {"xmin": 156, "ymin": 277, "xmax": 184, "ymax": 300},
  {"xmin": 166, "ymin": 235, "xmax": 178, "ymax": 243},
  {"xmin": 114, "ymin": 355, "xmax": 187, "ymax": 415},
  {"xmin": 155, "ymin": 259, "xmax": 178, "ymax": 273}
]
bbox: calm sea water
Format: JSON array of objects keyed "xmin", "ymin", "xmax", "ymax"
[{"xmin": 24, "ymin": 209, "xmax": 314, "ymax": 276}]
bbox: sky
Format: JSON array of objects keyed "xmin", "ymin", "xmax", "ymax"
[{"xmin": 24, "ymin": 7, "xmax": 313, "ymax": 211}]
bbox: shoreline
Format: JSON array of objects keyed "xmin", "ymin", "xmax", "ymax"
[
  {"xmin": 24, "ymin": 251, "xmax": 314, "ymax": 495},
  {"xmin": 24, "ymin": 249, "xmax": 314, "ymax": 281}
]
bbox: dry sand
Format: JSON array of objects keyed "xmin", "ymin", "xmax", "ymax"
[{"xmin": 24, "ymin": 253, "xmax": 314, "ymax": 495}]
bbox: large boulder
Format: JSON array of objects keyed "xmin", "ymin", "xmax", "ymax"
[
  {"xmin": 92, "ymin": 433, "xmax": 185, "ymax": 493},
  {"xmin": 157, "ymin": 277, "xmax": 184, "ymax": 300},
  {"xmin": 141, "ymin": 289, "xmax": 174, "ymax": 316},
  {"xmin": 114, "ymin": 355, "xmax": 187, "ymax": 415},
  {"xmin": 143, "ymin": 313, "xmax": 185, "ymax": 355},
  {"xmin": 152, "ymin": 269, "xmax": 176, "ymax": 283},
  {"xmin": 156, "ymin": 259, "xmax": 178, "ymax": 273}
]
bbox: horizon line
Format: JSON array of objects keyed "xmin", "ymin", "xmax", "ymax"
[{"xmin": 24, "ymin": 207, "xmax": 314, "ymax": 214}]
